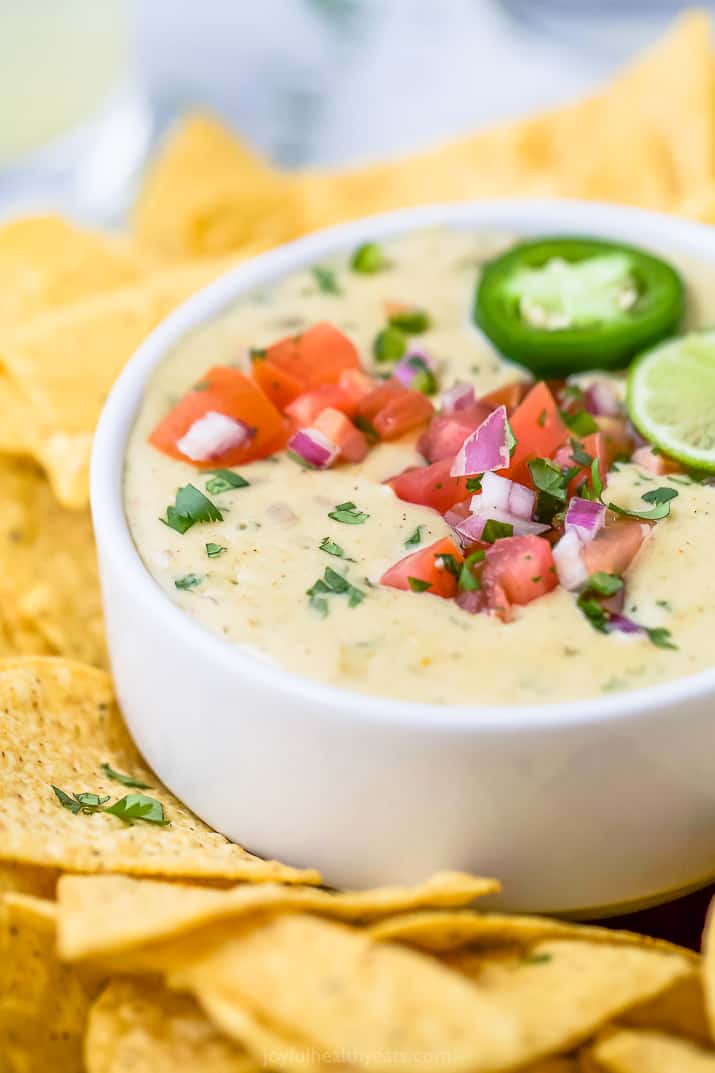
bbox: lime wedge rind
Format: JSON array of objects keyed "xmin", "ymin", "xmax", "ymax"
[{"xmin": 627, "ymin": 329, "xmax": 715, "ymax": 472}]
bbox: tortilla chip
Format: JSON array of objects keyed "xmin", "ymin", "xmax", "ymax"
[
  {"xmin": 132, "ymin": 15, "xmax": 715, "ymax": 261},
  {"xmin": 0, "ymin": 256, "xmax": 239, "ymax": 508},
  {"xmin": 168, "ymin": 912, "xmax": 519, "ymax": 1073},
  {"xmin": 57, "ymin": 871, "xmax": 498, "ymax": 962},
  {"xmin": 442, "ymin": 939, "xmax": 693, "ymax": 1067},
  {"xmin": 622, "ymin": 973, "xmax": 711, "ymax": 1046},
  {"xmin": 0, "ymin": 215, "xmax": 157, "ymax": 332},
  {"xmin": 0, "ymin": 860, "xmax": 59, "ymax": 900},
  {"xmin": 0, "ymin": 657, "xmax": 319, "ymax": 884},
  {"xmin": 0, "ymin": 457, "xmax": 106, "ymax": 666},
  {"xmin": 0, "ymin": 893, "xmax": 103, "ymax": 1073},
  {"xmin": 85, "ymin": 977, "xmax": 258, "ymax": 1073},
  {"xmin": 368, "ymin": 908, "xmax": 697, "ymax": 960},
  {"xmin": 585, "ymin": 1027, "xmax": 715, "ymax": 1071},
  {"xmin": 132, "ymin": 112, "xmax": 306, "ymax": 259}
]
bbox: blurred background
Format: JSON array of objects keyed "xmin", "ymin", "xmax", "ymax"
[{"xmin": 0, "ymin": 0, "xmax": 707, "ymax": 223}]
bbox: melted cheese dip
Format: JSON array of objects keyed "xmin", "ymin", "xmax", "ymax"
[{"xmin": 125, "ymin": 230, "xmax": 715, "ymax": 705}]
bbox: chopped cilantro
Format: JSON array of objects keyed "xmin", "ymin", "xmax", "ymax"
[
  {"xmin": 103, "ymin": 793, "xmax": 170, "ymax": 826},
  {"xmin": 354, "ymin": 415, "xmax": 378, "ymax": 443},
  {"xmin": 458, "ymin": 549, "xmax": 485, "ymax": 592},
  {"xmin": 100, "ymin": 763, "xmax": 150, "ymax": 789},
  {"xmin": 404, "ymin": 353, "xmax": 438, "ymax": 395},
  {"xmin": 249, "ymin": 347, "xmax": 267, "ymax": 361},
  {"xmin": 328, "ymin": 501, "xmax": 369, "ymax": 525},
  {"xmin": 162, "ymin": 484, "xmax": 222, "ymax": 535},
  {"xmin": 205, "ymin": 469, "xmax": 249, "ymax": 494},
  {"xmin": 310, "ymin": 595, "xmax": 329, "ymax": 617},
  {"xmin": 407, "ymin": 576, "xmax": 432, "ymax": 592},
  {"xmin": 175, "ymin": 573, "xmax": 203, "ymax": 591},
  {"xmin": 206, "ymin": 542, "xmax": 227, "ymax": 558},
  {"xmin": 405, "ymin": 526, "xmax": 423, "ymax": 547},
  {"xmin": 587, "ymin": 572, "xmax": 623, "ymax": 597},
  {"xmin": 312, "ymin": 265, "xmax": 341, "ymax": 294},
  {"xmin": 577, "ymin": 593, "xmax": 609, "ymax": 633},
  {"xmin": 320, "ymin": 537, "xmax": 350, "ymax": 558},
  {"xmin": 373, "ymin": 326, "xmax": 407, "ymax": 362},
  {"xmin": 521, "ymin": 951, "xmax": 553, "ymax": 966},
  {"xmin": 529, "ymin": 458, "xmax": 569, "ymax": 502},
  {"xmin": 388, "ymin": 307, "xmax": 431, "ymax": 334},
  {"xmin": 608, "ymin": 486, "xmax": 678, "ymax": 521},
  {"xmin": 563, "ymin": 409, "xmax": 598, "ymax": 436},
  {"xmin": 646, "ymin": 626, "xmax": 677, "ymax": 650},
  {"xmin": 436, "ymin": 553, "xmax": 461, "ymax": 577},
  {"xmin": 52, "ymin": 786, "xmax": 168, "ymax": 825},
  {"xmin": 482, "ymin": 519, "xmax": 514, "ymax": 543},
  {"xmin": 307, "ymin": 567, "xmax": 366, "ymax": 612},
  {"xmin": 351, "ymin": 242, "xmax": 388, "ymax": 274},
  {"xmin": 590, "ymin": 457, "xmax": 604, "ymax": 500},
  {"xmin": 324, "ymin": 566, "xmax": 350, "ymax": 593},
  {"xmin": 466, "ymin": 475, "xmax": 482, "ymax": 493},
  {"xmin": 506, "ymin": 417, "xmax": 517, "ymax": 456},
  {"xmin": 569, "ymin": 438, "xmax": 593, "ymax": 467}
]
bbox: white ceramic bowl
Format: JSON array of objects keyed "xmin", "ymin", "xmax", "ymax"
[{"xmin": 92, "ymin": 199, "xmax": 715, "ymax": 915}]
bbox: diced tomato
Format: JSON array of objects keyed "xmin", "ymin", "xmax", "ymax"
[
  {"xmin": 380, "ymin": 537, "xmax": 463, "ymax": 599},
  {"xmin": 264, "ymin": 323, "xmax": 360, "ymax": 390},
  {"xmin": 480, "ymin": 381, "xmax": 529, "ymax": 412},
  {"xmin": 355, "ymin": 380, "xmax": 405, "ymax": 422},
  {"xmin": 417, "ymin": 403, "xmax": 492, "ymax": 463},
  {"xmin": 373, "ymin": 390, "xmax": 433, "ymax": 440},
  {"xmin": 387, "ymin": 458, "xmax": 470, "ymax": 514},
  {"xmin": 355, "ymin": 379, "xmax": 433, "ymax": 440},
  {"xmin": 312, "ymin": 408, "xmax": 368, "ymax": 463},
  {"xmin": 149, "ymin": 366, "xmax": 285, "ymax": 466},
  {"xmin": 583, "ymin": 519, "xmax": 646, "ymax": 578},
  {"xmin": 285, "ymin": 369, "xmax": 375, "ymax": 425},
  {"xmin": 553, "ymin": 432, "xmax": 607, "ymax": 496},
  {"xmin": 504, "ymin": 382, "xmax": 568, "ymax": 485},
  {"xmin": 482, "ymin": 535, "xmax": 558, "ymax": 621},
  {"xmin": 250, "ymin": 358, "xmax": 304, "ymax": 410}
]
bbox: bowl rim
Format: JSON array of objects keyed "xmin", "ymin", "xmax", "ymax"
[{"xmin": 92, "ymin": 196, "xmax": 715, "ymax": 732}]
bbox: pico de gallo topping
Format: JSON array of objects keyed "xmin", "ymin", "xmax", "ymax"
[{"xmin": 148, "ymin": 317, "xmax": 678, "ymax": 645}]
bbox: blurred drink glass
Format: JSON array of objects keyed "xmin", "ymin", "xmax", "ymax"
[{"xmin": 0, "ymin": 1, "xmax": 151, "ymax": 221}]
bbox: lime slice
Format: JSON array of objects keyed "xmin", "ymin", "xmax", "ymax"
[{"xmin": 627, "ymin": 330, "xmax": 715, "ymax": 471}]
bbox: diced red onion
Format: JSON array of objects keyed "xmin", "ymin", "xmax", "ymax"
[
  {"xmin": 456, "ymin": 589, "xmax": 483, "ymax": 614},
  {"xmin": 441, "ymin": 381, "xmax": 475, "ymax": 414},
  {"xmin": 393, "ymin": 347, "xmax": 437, "ymax": 389},
  {"xmin": 585, "ymin": 380, "xmax": 620, "ymax": 417},
  {"xmin": 443, "ymin": 501, "xmax": 472, "ymax": 530},
  {"xmin": 455, "ymin": 507, "xmax": 548, "ymax": 544},
  {"xmin": 450, "ymin": 405, "xmax": 510, "ymax": 477},
  {"xmin": 565, "ymin": 497, "xmax": 606, "ymax": 544},
  {"xmin": 607, "ymin": 613, "xmax": 643, "ymax": 636},
  {"xmin": 479, "ymin": 471, "xmax": 535, "ymax": 521},
  {"xmin": 177, "ymin": 411, "xmax": 252, "ymax": 462},
  {"xmin": 553, "ymin": 529, "xmax": 588, "ymax": 590},
  {"xmin": 287, "ymin": 428, "xmax": 339, "ymax": 469}
]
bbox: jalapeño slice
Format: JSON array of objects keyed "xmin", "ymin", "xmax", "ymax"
[{"xmin": 475, "ymin": 236, "xmax": 684, "ymax": 378}]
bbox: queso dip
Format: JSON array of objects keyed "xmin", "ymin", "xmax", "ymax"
[{"xmin": 125, "ymin": 229, "xmax": 715, "ymax": 705}]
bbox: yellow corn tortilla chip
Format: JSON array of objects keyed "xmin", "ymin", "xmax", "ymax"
[
  {"xmin": 0, "ymin": 457, "xmax": 106, "ymax": 667},
  {"xmin": 0, "ymin": 893, "xmax": 103, "ymax": 1073},
  {"xmin": 622, "ymin": 973, "xmax": 710, "ymax": 1046},
  {"xmin": 520, "ymin": 1062, "xmax": 580, "ymax": 1073},
  {"xmin": 441, "ymin": 939, "xmax": 693, "ymax": 1067},
  {"xmin": 440, "ymin": 939, "xmax": 691, "ymax": 1064},
  {"xmin": 57, "ymin": 871, "xmax": 499, "ymax": 962},
  {"xmin": 85, "ymin": 977, "xmax": 258, "ymax": 1073},
  {"xmin": 0, "ymin": 256, "xmax": 239, "ymax": 508},
  {"xmin": 368, "ymin": 908, "xmax": 697, "ymax": 960},
  {"xmin": 169, "ymin": 912, "xmax": 519, "ymax": 1073},
  {"xmin": 585, "ymin": 1027, "xmax": 715, "ymax": 1071},
  {"xmin": 0, "ymin": 657, "xmax": 319, "ymax": 884},
  {"xmin": 132, "ymin": 112, "xmax": 306, "ymax": 259},
  {"xmin": 0, "ymin": 214, "xmax": 157, "ymax": 331},
  {"xmin": 132, "ymin": 15, "xmax": 715, "ymax": 259},
  {"xmin": 0, "ymin": 860, "xmax": 59, "ymax": 900},
  {"xmin": 298, "ymin": 12, "xmax": 715, "ymax": 227}
]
